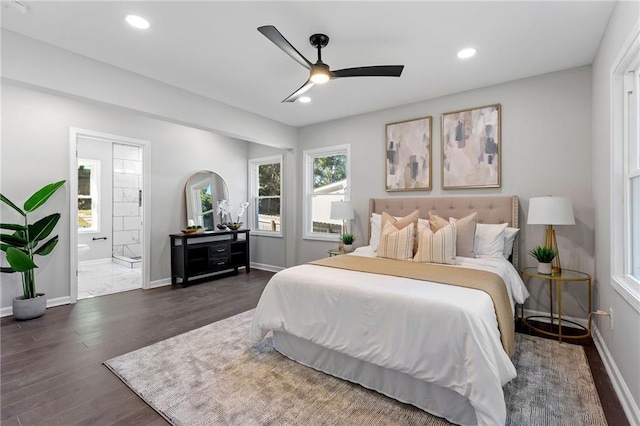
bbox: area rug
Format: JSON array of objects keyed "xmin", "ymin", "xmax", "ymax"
[{"xmin": 104, "ymin": 310, "xmax": 607, "ymax": 425}]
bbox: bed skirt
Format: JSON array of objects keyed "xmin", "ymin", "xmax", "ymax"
[{"xmin": 273, "ymin": 331, "xmax": 478, "ymax": 426}]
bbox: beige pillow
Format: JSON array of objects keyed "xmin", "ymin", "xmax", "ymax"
[
  {"xmin": 429, "ymin": 212, "xmax": 477, "ymax": 258},
  {"xmin": 414, "ymin": 222, "xmax": 458, "ymax": 265},
  {"xmin": 377, "ymin": 221, "xmax": 415, "ymax": 261},
  {"xmin": 381, "ymin": 210, "xmax": 419, "ymax": 253},
  {"xmin": 428, "ymin": 211, "xmax": 449, "ymax": 231}
]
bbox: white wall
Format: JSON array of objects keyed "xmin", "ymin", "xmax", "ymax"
[
  {"xmin": 1, "ymin": 30, "xmax": 297, "ymax": 150},
  {"xmin": 297, "ymin": 66, "xmax": 594, "ymax": 319},
  {"xmin": 1, "ymin": 83, "xmax": 249, "ymax": 309},
  {"xmin": 591, "ymin": 1, "xmax": 640, "ymax": 422},
  {"xmin": 77, "ymin": 137, "xmax": 113, "ymax": 261}
]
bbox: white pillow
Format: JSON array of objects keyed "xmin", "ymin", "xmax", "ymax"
[
  {"xmin": 503, "ymin": 227, "xmax": 520, "ymax": 259},
  {"xmin": 474, "ymin": 223, "xmax": 508, "ymax": 258},
  {"xmin": 370, "ymin": 213, "xmax": 382, "ymax": 250}
]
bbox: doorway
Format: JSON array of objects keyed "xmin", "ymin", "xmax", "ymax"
[{"xmin": 69, "ymin": 129, "xmax": 151, "ymax": 302}]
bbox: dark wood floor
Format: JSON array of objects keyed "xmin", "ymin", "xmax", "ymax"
[{"xmin": 1, "ymin": 270, "xmax": 628, "ymax": 425}]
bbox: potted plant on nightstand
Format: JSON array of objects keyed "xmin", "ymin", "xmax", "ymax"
[
  {"xmin": 1, "ymin": 180, "xmax": 66, "ymax": 320},
  {"xmin": 341, "ymin": 233, "xmax": 356, "ymax": 253},
  {"xmin": 528, "ymin": 246, "xmax": 557, "ymax": 275}
]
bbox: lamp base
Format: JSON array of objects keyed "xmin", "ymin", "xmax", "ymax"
[{"xmin": 544, "ymin": 225, "xmax": 562, "ymax": 274}]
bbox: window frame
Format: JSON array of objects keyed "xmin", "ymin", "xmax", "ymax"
[
  {"xmin": 302, "ymin": 144, "xmax": 351, "ymax": 241},
  {"xmin": 77, "ymin": 158, "xmax": 100, "ymax": 234},
  {"xmin": 611, "ymin": 29, "xmax": 640, "ymax": 313},
  {"xmin": 248, "ymin": 154, "xmax": 283, "ymax": 237}
]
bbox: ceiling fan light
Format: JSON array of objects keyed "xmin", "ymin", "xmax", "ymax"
[
  {"xmin": 299, "ymin": 96, "xmax": 311, "ymax": 103},
  {"xmin": 310, "ymin": 71, "xmax": 330, "ymax": 84}
]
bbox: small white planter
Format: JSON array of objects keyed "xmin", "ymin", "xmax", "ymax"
[
  {"xmin": 537, "ymin": 262, "xmax": 552, "ymax": 275},
  {"xmin": 343, "ymin": 244, "xmax": 354, "ymax": 253}
]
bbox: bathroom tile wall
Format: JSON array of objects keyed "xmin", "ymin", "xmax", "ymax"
[{"xmin": 112, "ymin": 143, "xmax": 142, "ymax": 258}]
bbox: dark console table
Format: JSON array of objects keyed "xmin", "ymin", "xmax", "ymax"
[{"xmin": 170, "ymin": 229, "xmax": 250, "ymax": 287}]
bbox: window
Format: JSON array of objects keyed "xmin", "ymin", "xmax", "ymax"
[
  {"xmin": 611, "ymin": 31, "xmax": 640, "ymax": 312},
  {"xmin": 625, "ymin": 64, "xmax": 640, "ymax": 282},
  {"xmin": 303, "ymin": 145, "xmax": 350, "ymax": 240},
  {"xmin": 249, "ymin": 155, "xmax": 283, "ymax": 236},
  {"xmin": 77, "ymin": 158, "xmax": 100, "ymax": 232}
]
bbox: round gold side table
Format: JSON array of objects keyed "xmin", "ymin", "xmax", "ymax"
[{"xmin": 520, "ymin": 267, "xmax": 592, "ymax": 343}]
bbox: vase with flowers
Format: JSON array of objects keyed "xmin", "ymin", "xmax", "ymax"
[{"xmin": 216, "ymin": 200, "xmax": 249, "ymax": 231}]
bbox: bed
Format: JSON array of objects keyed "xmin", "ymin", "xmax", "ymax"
[{"xmin": 250, "ymin": 196, "xmax": 529, "ymax": 426}]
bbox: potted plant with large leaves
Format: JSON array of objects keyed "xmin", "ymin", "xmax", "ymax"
[{"xmin": 1, "ymin": 180, "xmax": 66, "ymax": 320}]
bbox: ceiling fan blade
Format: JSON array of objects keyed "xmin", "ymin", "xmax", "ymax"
[
  {"xmin": 258, "ymin": 25, "xmax": 313, "ymax": 70},
  {"xmin": 331, "ymin": 65, "xmax": 404, "ymax": 78},
  {"xmin": 282, "ymin": 79, "xmax": 315, "ymax": 103}
]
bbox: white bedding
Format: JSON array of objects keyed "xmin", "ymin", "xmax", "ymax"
[{"xmin": 250, "ymin": 249, "xmax": 529, "ymax": 425}]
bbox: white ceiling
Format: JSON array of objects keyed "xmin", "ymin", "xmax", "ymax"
[{"xmin": 1, "ymin": 1, "xmax": 614, "ymax": 127}]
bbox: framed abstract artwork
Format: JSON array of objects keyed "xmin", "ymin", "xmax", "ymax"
[
  {"xmin": 385, "ymin": 116, "xmax": 432, "ymax": 191},
  {"xmin": 441, "ymin": 104, "xmax": 501, "ymax": 189}
]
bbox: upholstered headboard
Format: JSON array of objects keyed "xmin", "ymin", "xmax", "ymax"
[{"xmin": 368, "ymin": 196, "xmax": 519, "ymax": 268}]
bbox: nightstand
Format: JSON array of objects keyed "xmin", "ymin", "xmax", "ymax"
[
  {"xmin": 327, "ymin": 249, "xmax": 343, "ymax": 257},
  {"xmin": 520, "ymin": 267, "xmax": 592, "ymax": 343}
]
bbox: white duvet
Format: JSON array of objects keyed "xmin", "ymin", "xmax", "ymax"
[{"xmin": 250, "ymin": 248, "xmax": 529, "ymax": 425}]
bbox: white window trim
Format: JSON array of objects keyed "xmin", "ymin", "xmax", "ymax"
[
  {"xmin": 610, "ymin": 26, "xmax": 640, "ymax": 314},
  {"xmin": 303, "ymin": 144, "xmax": 351, "ymax": 241},
  {"xmin": 77, "ymin": 158, "xmax": 100, "ymax": 234},
  {"xmin": 249, "ymin": 154, "xmax": 283, "ymax": 237}
]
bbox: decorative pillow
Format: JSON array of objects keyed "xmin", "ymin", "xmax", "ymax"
[
  {"xmin": 377, "ymin": 221, "xmax": 415, "ymax": 261},
  {"xmin": 381, "ymin": 210, "xmax": 419, "ymax": 252},
  {"xmin": 503, "ymin": 227, "xmax": 520, "ymax": 259},
  {"xmin": 370, "ymin": 213, "xmax": 382, "ymax": 250},
  {"xmin": 448, "ymin": 213, "xmax": 477, "ymax": 258},
  {"xmin": 430, "ymin": 212, "xmax": 477, "ymax": 258},
  {"xmin": 428, "ymin": 211, "xmax": 449, "ymax": 232},
  {"xmin": 474, "ymin": 223, "xmax": 508, "ymax": 258},
  {"xmin": 414, "ymin": 222, "xmax": 458, "ymax": 265},
  {"xmin": 381, "ymin": 210, "xmax": 419, "ymax": 232}
]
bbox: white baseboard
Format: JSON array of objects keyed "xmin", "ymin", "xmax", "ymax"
[
  {"xmin": 522, "ymin": 308, "xmax": 588, "ymax": 329},
  {"xmin": 0, "ymin": 295, "xmax": 72, "ymax": 318},
  {"xmin": 149, "ymin": 278, "xmax": 172, "ymax": 289},
  {"xmin": 592, "ymin": 324, "xmax": 640, "ymax": 425},
  {"xmin": 250, "ymin": 262, "xmax": 285, "ymax": 273}
]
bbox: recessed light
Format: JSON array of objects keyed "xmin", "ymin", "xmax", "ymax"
[
  {"xmin": 457, "ymin": 48, "xmax": 476, "ymax": 59},
  {"xmin": 125, "ymin": 14, "xmax": 150, "ymax": 30},
  {"xmin": 299, "ymin": 96, "xmax": 311, "ymax": 103}
]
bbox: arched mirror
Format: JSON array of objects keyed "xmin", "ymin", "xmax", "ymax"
[{"xmin": 185, "ymin": 170, "xmax": 229, "ymax": 230}]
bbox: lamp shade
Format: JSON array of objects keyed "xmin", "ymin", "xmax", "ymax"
[
  {"xmin": 330, "ymin": 201, "xmax": 354, "ymax": 220},
  {"xmin": 527, "ymin": 196, "xmax": 575, "ymax": 225}
]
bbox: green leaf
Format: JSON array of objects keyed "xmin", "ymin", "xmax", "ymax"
[
  {"xmin": 0, "ymin": 234, "xmax": 27, "ymax": 247},
  {"xmin": 0, "ymin": 267, "xmax": 16, "ymax": 273},
  {"xmin": 34, "ymin": 236, "xmax": 58, "ymax": 256},
  {"xmin": 5, "ymin": 247, "xmax": 37, "ymax": 272},
  {"xmin": 0, "ymin": 223, "xmax": 26, "ymax": 231},
  {"xmin": 23, "ymin": 180, "xmax": 66, "ymax": 213},
  {"xmin": 0, "ymin": 243, "xmax": 11, "ymax": 252},
  {"xmin": 28, "ymin": 213, "xmax": 60, "ymax": 245},
  {"xmin": 0, "ymin": 194, "xmax": 25, "ymax": 217}
]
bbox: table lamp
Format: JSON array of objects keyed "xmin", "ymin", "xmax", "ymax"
[
  {"xmin": 330, "ymin": 200, "xmax": 354, "ymax": 252},
  {"xmin": 527, "ymin": 196, "xmax": 575, "ymax": 274}
]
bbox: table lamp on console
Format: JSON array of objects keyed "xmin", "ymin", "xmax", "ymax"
[{"xmin": 527, "ymin": 196, "xmax": 575, "ymax": 275}]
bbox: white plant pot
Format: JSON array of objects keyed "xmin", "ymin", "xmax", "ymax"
[
  {"xmin": 343, "ymin": 244, "xmax": 354, "ymax": 253},
  {"xmin": 537, "ymin": 262, "xmax": 552, "ymax": 275}
]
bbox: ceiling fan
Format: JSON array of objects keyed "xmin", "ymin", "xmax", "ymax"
[{"xmin": 258, "ymin": 25, "xmax": 405, "ymax": 103}]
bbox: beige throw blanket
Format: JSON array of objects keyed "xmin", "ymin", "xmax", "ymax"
[{"xmin": 310, "ymin": 255, "xmax": 515, "ymax": 356}]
